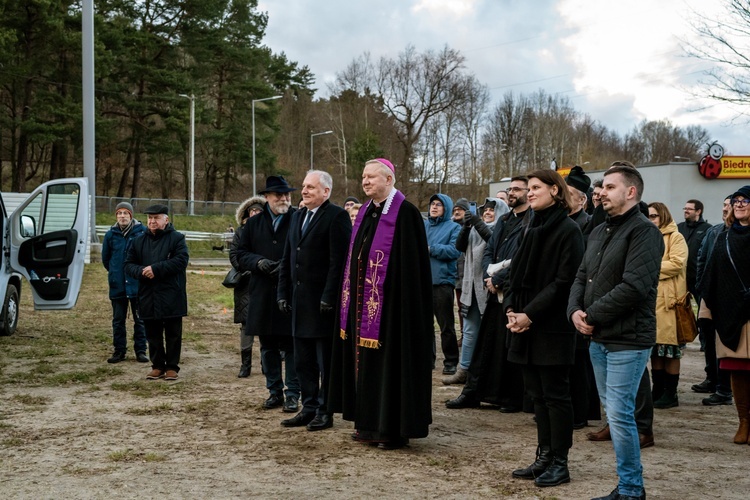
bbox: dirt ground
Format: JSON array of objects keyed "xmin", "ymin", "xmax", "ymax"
[{"xmin": 1, "ymin": 265, "xmax": 749, "ymax": 499}]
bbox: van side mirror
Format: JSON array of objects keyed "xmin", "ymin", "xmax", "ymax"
[{"xmin": 20, "ymin": 215, "xmax": 36, "ymax": 238}]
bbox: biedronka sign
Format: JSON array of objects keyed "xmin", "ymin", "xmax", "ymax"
[{"xmin": 699, "ymin": 143, "xmax": 750, "ymax": 179}]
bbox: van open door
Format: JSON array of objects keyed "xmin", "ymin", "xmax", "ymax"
[{"xmin": 8, "ymin": 178, "xmax": 89, "ymax": 310}]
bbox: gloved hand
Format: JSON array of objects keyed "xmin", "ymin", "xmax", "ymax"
[
  {"xmin": 258, "ymin": 259, "xmax": 279, "ymax": 275},
  {"xmin": 463, "ymin": 212, "xmax": 478, "ymax": 227},
  {"xmin": 459, "ymin": 302, "xmax": 470, "ymax": 318},
  {"xmin": 320, "ymin": 301, "xmax": 333, "ymax": 314},
  {"xmin": 278, "ymin": 299, "xmax": 292, "ymax": 314}
]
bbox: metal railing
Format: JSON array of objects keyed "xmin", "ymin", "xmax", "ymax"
[{"xmin": 95, "ymin": 196, "xmax": 240, "ymax": 216}]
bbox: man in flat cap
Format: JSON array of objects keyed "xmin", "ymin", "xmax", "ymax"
[
  {"xmin": 102, "ymin": 201, "xmax": 148, "ymax": 364},
  {"xmin": 237, "ymin": 176, "xmax": 301, "ymax": 411},
  {"xmin": 125, "ymin": 204, "xmax": 189, "ymax": 380}
]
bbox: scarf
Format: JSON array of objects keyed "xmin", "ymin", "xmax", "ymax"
[
  {"xmin": 339, "ymin": 188, "xmax": 405, "ymax": 349},
  {"xmin": 118, "ymin": 219, "xmax": 135, "ymax": 238},
  {"xmin": 508, "ymin": 203, "xmax": 569, "ymax": 292}
]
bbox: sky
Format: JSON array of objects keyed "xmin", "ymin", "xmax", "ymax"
[{"xmin": 257, "ymin": 0, "xmax": 748, "ymax": 158}]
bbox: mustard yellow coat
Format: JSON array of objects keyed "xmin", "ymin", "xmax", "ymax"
[{"xmin": 655, "ymin": 221, "xmax": 688, "ymax": 346}]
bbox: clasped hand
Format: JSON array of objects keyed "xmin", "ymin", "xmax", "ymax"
[{"xmin": 506, "ymin": 311, "xmax": 531, "ymax": 333}]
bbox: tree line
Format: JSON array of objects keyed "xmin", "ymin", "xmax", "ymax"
[{"xmin": 0, "ymin": 0, "xmax": 712, "ymax": 208}]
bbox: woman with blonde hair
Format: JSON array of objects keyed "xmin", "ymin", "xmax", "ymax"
[{"xmin": 647, "ymin": 202, "xmax": 688, "ymax": 408}]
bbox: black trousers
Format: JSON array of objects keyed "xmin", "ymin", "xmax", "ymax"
[
  {"xmin": 570, "ymin": 346, "xmax": 601, "ymax": 423},
  {"xmin": 432, "ymin": 284, "xmax": 458, "ymax": 367},
  {"xmin": 294, "ymin": 336, "xmax": 332, "ymax": 416},
  {"xmin": 635, "ymin": 366, "xmax": 653, "ymax": 435},
  {"xmin": 699, "ymin": 317, "xmax": 732, "ymax": 395},
  {"xmin": 144, "ymin": 318, "xmax": 182, "ymax": 372},
  {"xmin": 522, "ymin": 364, "xmax": 573, "ymax": 457}
]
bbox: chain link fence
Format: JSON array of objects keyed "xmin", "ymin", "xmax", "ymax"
[{"xmin": 95, "ymin": 196, "xmax": 240, "ymax": 216}]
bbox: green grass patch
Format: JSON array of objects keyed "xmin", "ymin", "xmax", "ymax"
[
  {"xmin": 108, "ymin": 448, "xmax": 167, "ymax": 463},
  {"xmin": 125, "ymin": 402, "xmax": 173, "ymax": 415},
  {"xmin": 110, "ymin": 380, "xmax": 185, "ymax": 398},
  {"xmin": 183, "ymin": 399, "xmax": 219, "ymax": 414},
  {"xmin": 45, "ymin": 366, "xmax": 122, "ymax": 386},
  {"xmin": 12, "ymin": 394, "xmax": 50, "ymax": 406}
]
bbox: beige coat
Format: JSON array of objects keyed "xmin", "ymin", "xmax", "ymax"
[
  {"xmin": 655, "ymin": 221, "xmax": 688, "ymax": 346},
  {"xmin": 699, "ymin": 300, "xmax": 750, "ymax": 359}
]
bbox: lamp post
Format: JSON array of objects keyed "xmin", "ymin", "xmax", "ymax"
[
  {"xmin": 252, "ymin": 95, "xmax": 283, "ymax": 195},
  {"xmin": 179, "ymin": 94, "xmax": 195, "ymax": 215},
  {"xmin": 310, "ymin": 130, "xmax": 333, "ymax": 169}
]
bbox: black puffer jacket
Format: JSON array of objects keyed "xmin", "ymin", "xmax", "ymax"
[
  {"xmin": 124, "ymin": 223, "xmax": 189, "ymax": 320},
  {"xmin": 567, "ymin": 204, "xmax": 663, "ymax": 349}
]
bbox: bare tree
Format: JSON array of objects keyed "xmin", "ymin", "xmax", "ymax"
[{"xmin": 685, "ymin": 0, "xmax": 750, "ymax": 115}]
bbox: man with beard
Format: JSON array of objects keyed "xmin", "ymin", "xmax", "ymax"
[
  {"xmin": 237, "ymin": 176, "xmax": 300, "ymax": 412},
  {"xmin": 446, "ymin": 176, "xmax": 530, "ymax": 410},
  {"xmin": 568, "ymin": 162, "xmax": 663, "ymax": 500},
  {"xmin": 124, "ymin": 205, "xmax": 189, "ymax": 380},
  {"xmin": 277, "ymin": 170, "xmax": 351, "ymax": 431},
  {"xmin": 677, "ymin": 199, "xmax": 711, "ymax": 301},
  {"xmin": 328, "ymin": 158, "xmax": 433, "ymax": 449}
]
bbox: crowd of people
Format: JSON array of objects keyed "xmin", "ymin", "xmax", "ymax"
[{"xmin": 100, "ymin": 159, "xmax": 750, "ymax": 500}]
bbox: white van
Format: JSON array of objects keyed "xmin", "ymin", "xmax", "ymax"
[{"xmin": 0, "ymin": 178, "xmax": 89, "ymax": 335}]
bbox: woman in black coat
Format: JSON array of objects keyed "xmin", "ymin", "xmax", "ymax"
[{"xmin": 504, "ymin": 169, "xmax": 584, "ymax": 488}]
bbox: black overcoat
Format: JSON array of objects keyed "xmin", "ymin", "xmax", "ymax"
[
  {"xmin": 505, "ymin": 206, "xmax": 584, "ymax": 366},
  {"xmin": 124, "ymin": 223, "xmax": 189, "ymax": 320},
  {"xmin": 236, "ymin": 206, "xmax": 295, "ymax": 337},
  {"xmin": 277, "ymin": 200, "xmax": 352, "ymax": 339}
]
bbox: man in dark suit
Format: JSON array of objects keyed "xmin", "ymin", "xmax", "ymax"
[
  {"xmin": 277, "ymin": 170, "xmax": 352, "ymax": 431},
  {"xmin": 236, "ymin": 176, "xmax": 300, "ymax": 412}
]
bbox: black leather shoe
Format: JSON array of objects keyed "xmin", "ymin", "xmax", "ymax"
[
  {"xmin": 498, "ymin": 405, "xmax": 521, "ymax": 413},
  {"xmin": 377, "ymin": 437, "xmax": 409, "ymax": 450},
  {"xmin": 306, "ymin": 414, "xmax": 333, "ymax": 431},
  {"xmin": 534, "ymin": 456, "xmax": 570, "ymax": 487},
  {"xmin": 107, "ymin": 352, "xmax": 126, "ymax": 364},
  {"xmin": 445, "ymin": 394, "xmax": 480, "ymax": 409},
  {"xmin": 283, "ymin": 395, "xmax": 299, "ymax": 413},
  {"xmin": 591, "ymin": 486, "xmax": 646, "ymax": 500},
  {"xmin": 691, "ymin": 378, "xmax": 716, "ymax": 393},
  {"xmin": 442, "ymin": 364, "xmax": 457, "ymax": 375},
  {"xmin": 135, "ymin": 352, "xmax": 149, "ymax": 363},
  {"xmin": 512, "ymin": 446, "xmax": 552, "ymax": 479},
  {"xmin": 263, "ymin": 394, "xmax": 284, "ymax": 409},
  {"xmin": 573, "ymin": 420, "xmax": 588, "ymax": 430},
  {"xmin": 281, "ymin": 412, "xmax": 315, "ymax": 427}
]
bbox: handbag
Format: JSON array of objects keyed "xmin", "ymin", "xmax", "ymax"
[
  {"xmin": 673, "ymin": 292, "xmax": 698, "ymax": 344},
  {"xmin": 222, "ymin": 267, "xmax": 246, "ymax": 288}
]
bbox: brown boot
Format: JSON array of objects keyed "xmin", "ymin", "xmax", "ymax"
[
  {"xmin": 442, "ymin": 367, "xmax": 467, "ymax": 385},
  {"xmin": 731, "ymin": 371, "xmax": 750, "ymax": 444},
  {"xmin": 586, "ymin": 424, "xmax": 611, "ymax": 441}
]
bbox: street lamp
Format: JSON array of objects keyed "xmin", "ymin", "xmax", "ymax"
[
  {"xmin": 179, "ymin": 94, "xmax": 195, "ymax": 215},
  {"xmin": 310, "ymin": 130, "xmax": 333, "ymax": 169},
  {"xmin": 252, "ymin": 95, "xmax": 283, "ymax": 195}
]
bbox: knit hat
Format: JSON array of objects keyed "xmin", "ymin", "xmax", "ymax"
[
  {"xmin": 731, "ymin": 185, "xmax": 750, "ymax": 200},
  {"xmin": 344, "ymin": 196, "xmax": 360, "ymax": 204},
  {"xmin": 115, "ymin": 201, "xmax": 134, "ymax": 215},
  {"xmin": 454, "ymin": 198, "xmax": 470, "ymax": 212},
  {"xmin": 566, "ymin": 165, "xmax": 591, "ymax": 194}
]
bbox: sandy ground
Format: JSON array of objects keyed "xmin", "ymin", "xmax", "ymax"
[{"xmin": 1, "ymin": 274, "xmax": 749, "ymax": 498}]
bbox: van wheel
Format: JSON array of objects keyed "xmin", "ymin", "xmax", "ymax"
[{"xmin": 0, "ymin": 284, "xmax": 19, "ymax": 336}]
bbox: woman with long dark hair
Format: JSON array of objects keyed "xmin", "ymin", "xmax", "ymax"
[{"xmin": 506, "ymin": 169, "xmax": 584, "ymax": 488}]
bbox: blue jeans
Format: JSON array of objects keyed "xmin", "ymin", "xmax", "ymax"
[
  {"xmin": 589, "ymin": 341, "xmax": 651, "ymax": 498},
  {"xmin": 111, "ymin": 297, "xmax": 147, "ymax": 354},
  {"xmin": 458, "ymin": 296, "xmax": 481, "ymax": 371},
  {"xmin": 259, "ymin": 335, "xmax": 300, "ymax": 398}
]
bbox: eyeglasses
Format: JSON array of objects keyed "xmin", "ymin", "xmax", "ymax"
[
  {"xmin": 731, "ymin": 198, "xmax": 750, "ymax": 207},
  {"xmin": 648, "ymin": 214, "xmax": 660, "ymax": 219},
  {"xmin": 683, "ymin": 207, "xmax": 695, "ymax": 212},
  {"xmin": 430, "ymin": 201, "xmax": 443, "ymax": 207},
  {"xmin": 505, "ymin": 187, "xmax": 529, "ymax": 193}
]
